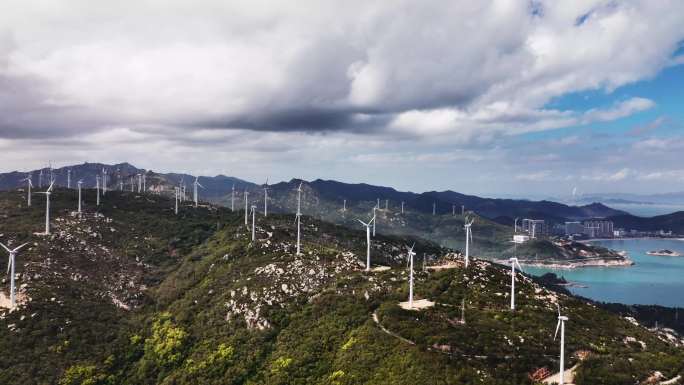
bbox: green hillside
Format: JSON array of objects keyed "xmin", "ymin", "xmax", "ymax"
[{"xmin": 0, "ymin": 189, "xmax": 682, "ymax": 384}]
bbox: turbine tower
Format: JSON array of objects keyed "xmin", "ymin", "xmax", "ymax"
[
  {"xmin": 231, "ymin": 184, "xmax": 235, "ymax": 211},
  {"xmin": 372, "ymin": 206, "xmax": 377, "ymax": 237},
  {"xmin": 406, "ymin": 244, "xmax": 416, "ymax": 308},
  {"xmin": 96, "ymin": 175, "xmax": 101, "ymax": 206},
  {"xmin": 263, "ymin": 179, "xmax": 269, "ymax": 217},
  {"xmin": 22, "ymin": 174, "xmax": 33, "ymax": 207},
  {"xmin": 509, "ymin": 257, "xmax": 523, "ymax": 310},
  {"xmin": 554, "ymin": 305, "xmax": 569, "ymax": 385},
  {"xmin": 244, "ymin": 190, "xmax": 250, "ymax": 225},
  {"xmin": 174, "ymin": 187, "xmax": 179, "ymax": 215},
  {"xmin": 1, "ymin": 242, "xmax": 28, "ymax": 309},
  {"xmin": 401, "ymin": 201, "xmax": 405, "ymax": 214},
  {"xmin": 77, "ymin": 179, "xmax": 84, "ymax": 216},
  {"xmin": 38, "ymin": 169, "xmax": 43, "ymax": 188},
  {"xmin": 193, "ymin": 176, "xmax": 204, "ymax": 208},
  {"xmin": 514, "ymin": 217, "xmax": 520, "ymax": 233},
  {"xmin": 295, "ymin": 182, "xmax": 303, "ymax": 255},
  {"xmin": 342, "ymin": 199, "xmax": 346, "ymax": 214},
  {"xmin": 250, "ymin": 205, "xmax": 257, "ymax": 241},
  {"xmin": 464, "ymin": 217, "xmax": 474, "ymax": 268},
  {"xmin": 67, "ymin": 169, "xmax": 71, "ymax": 189},
  {"xmin": 36, "ymin": 181, "xmax": 55, "ymax": 234}
]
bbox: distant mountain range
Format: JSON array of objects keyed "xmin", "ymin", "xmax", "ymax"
[{"xmin": 2, "ymin": 162, "xmax": 683, "ymax": 237}]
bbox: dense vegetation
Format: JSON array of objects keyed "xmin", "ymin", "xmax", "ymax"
[{"xmin": 0, "ymin": 189, "xmax": 682, "ymax": 384}]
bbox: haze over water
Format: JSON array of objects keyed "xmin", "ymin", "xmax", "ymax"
[{"xmin": 526, "ymin": 238, "xmax": 684, "ymax": 308}]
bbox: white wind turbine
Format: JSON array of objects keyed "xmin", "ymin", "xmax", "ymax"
[
  {"xmin": 464, "ymin": 216, "xmax": 474, "ymax": 268},
  {"xmin": 295, "ymin": 182, "xmax": 303, "ymax": 255},
  {"xmin": 250, "ymin": 205, "xmax": 257, "ymax": 241},
  {"xmin": 142, "ymin": 172, "xmax": 147, "ymax": 192},
  {"xmin": 263, "ymin": 179, "xmax": 270, "ymax": 217},
  {"xmin": 554, "ymin": 304, "xmax": 569, "ymax": 385},
  {"xmin": 36, "ymin": 180, "xmax": 55, "ymax": 235},
  {"xmin": 514, "ymin": 217, "xmax": 520, "ymax": 233},
  {"xmin": 67, "ymin": 169, "xmax": 71, "ymax": 189},
  {"xmin": 77, "ymin": 179, "xmax": 84, "ymax": 216},
  {"xmin": 193, "ymin": 176, "xmax": 204, "ymax": 208},
  {"xmin": 231, "ymin": 184, "xmax": 235, "ymax": 211},
  {"xmin": 137, "ymin": 173, "xmax": 142, "ymax": 193},
  {"xmin": 174, "ymin": 187, "xmax": 179, "ymax": 215},
  {"xmin": 401, "ymin": 201, "xmax": 405, "ymax": 214},
  {"xmin": 509, "ymin": 257, "xmax": 523, "ymax": 310},
  {"xmin": 1, "ymin": 242, "xmax": 28, "ymax": 309},
  {"xmin": 38, "ymin": 169, "xmax": 43, "ymax": 188},
  {"xmin": 357, "ymin": 213, "xmax": 376, "ymax": 272},
  {"xmin": 22, "ymin": 174, "xmax": 33, "ymax": 207},
  {"xmin": 244, "ymin": 190, "xmax": 250, "ymax": 225},
  {"xmin": 406, "ymin": 243, "xmax": 416, "ymax": 308},
  {"xmin": 96, "ymin": 175, "xmax": 101, "ymax": 206}
]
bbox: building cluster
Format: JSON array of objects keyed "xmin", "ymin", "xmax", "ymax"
[{"xmin": 564, "ymin": 220, "xmax": 614, "ymax": 238}]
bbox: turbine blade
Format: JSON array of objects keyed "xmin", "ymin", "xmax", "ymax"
[
  {"xmin": 554, "ymin": 320, "xmax": 561, "ymax": 340},
  {"xmin": 14, "ymin": 243, "xmax": 28, "ymax": 252},
  {"xmin": 6, "ymin": 255, "xmax": 10, "ymax": 275},
  {"xmin": 0, "ymin": 242, "xmax": 11, "ymax": 253}
]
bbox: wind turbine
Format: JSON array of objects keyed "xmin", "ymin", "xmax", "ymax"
[
  {"xmin": 137, "ymin": 173, "xmax": 142, "ymax": 193},
  {"xmin": 77, "ymin": 179, "xmax": 83, "ymax": 216},
  {"xmin": 38, "ymin": 169, "xmax": 43, "ymax": 188},
  {"xmin": 36, "ymin": 181, "xmax": 55, "ymax": 234},
  {"xmin": 231, "ymin": 184, "xmax": 235, "ymax": 211},
  {"xmin": 193, "ymin": 176, "xmax": 204, "ymax": 208},
  {"xmin": 244, "ymin": 190, "xmax": 250, "ymax": 225},
  {"xmin": 250, "ymin": 205, "xmax": 257, "ymax": 241},
  {"xmin": 21, "ymin": 174, "xmax": 33, "ymax": 207},
  {"xmin": 142, "ymin": 172, "xmax": 147, "ymax": 192},
  {"xmin": 67, "ymin": 169, "xmax": 71, "ymax": 189},
  {"xmin": 509, "ymin": 257, "xmax": 523, "ymax": 310},
  {"xmin": 406, "ymin": 244, "xmax": 416, "ymax": 308},
  {"xmin": 554, "ymin": 304, "xmax": 569, "ymax": 385},
  {"xmin": 1, "ymin": 242, "xmax": 28, "ymax": 310},
  {"xmin": 372, "ymin": 206, "xmax": 377, "ymax": 237},
  {"xmin": 401, "ymin": 201, "xmax": 405, "ymax": 214},
  {"xmin": 174, "ymin": 187, "xmax": 179, "ymax": 215},
  {"xmin": 432, "ymin": 202, "xmax": 436, "ymax": 215},
  {"xmin": 357, "ymin": 214, "xmax": 376, "ymax": 272},
  {"xmin": 295, "ymin": 182, "xmax": 303, "ymax": 255},
  {"xmin": 464, "ymin": 217, "xmax": 474, "ymax": 268},
  {"xmin": 342, "ymin": 199, "xmax": 347, "ymax": 214},
  {"xmin": 514, "ymin": 217, "xmax": 520, "ymax": 233},
  {"xmin": 263, "ymin": 178, "xmax": 269, "ymax": 217},
  {"xmin": 96, "ymin": 175, "xmax": 101, "ymax": 206},
  {"xmin": 452, "ymin": 204, "xmax": 456, "ymax": 216},
  {"xmin": 385, "ymin": 199, "xmax": 388, "ymax": 210}
]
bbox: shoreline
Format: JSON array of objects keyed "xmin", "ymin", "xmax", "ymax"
[
  {"xmin": 584, "ymin": 237, "xmax": 684, "ymax": 243},
  {"xmin": 519, "ymin": 257, "xmax": 634, "ymax": 270}
]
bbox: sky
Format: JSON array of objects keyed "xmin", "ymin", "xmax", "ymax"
[{"xmin": 1, "ymin": 0, "xmax": 683, "ymax": 198}]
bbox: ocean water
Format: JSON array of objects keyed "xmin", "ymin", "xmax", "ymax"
[
  {"xmin": 607, "ymin": 203, "xmax": 684, "ymax": 217},
  {"xmin": 524, "ymin": 239, "xmax": 684, "ymax": 307}
]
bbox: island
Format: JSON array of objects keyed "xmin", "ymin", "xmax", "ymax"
[{"xmin": 647, "ymin": 249, "xmax": 682, "ymax": 257}]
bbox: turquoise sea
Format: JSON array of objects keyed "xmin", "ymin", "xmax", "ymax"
[{"xmin": 525, "ymin": 238, "xmax": 684, "ymax": 307}]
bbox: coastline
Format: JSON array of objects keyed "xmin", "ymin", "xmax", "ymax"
[{"xmin": 519, "ymin": 257, "xmax": 634, "ymax": 270}]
